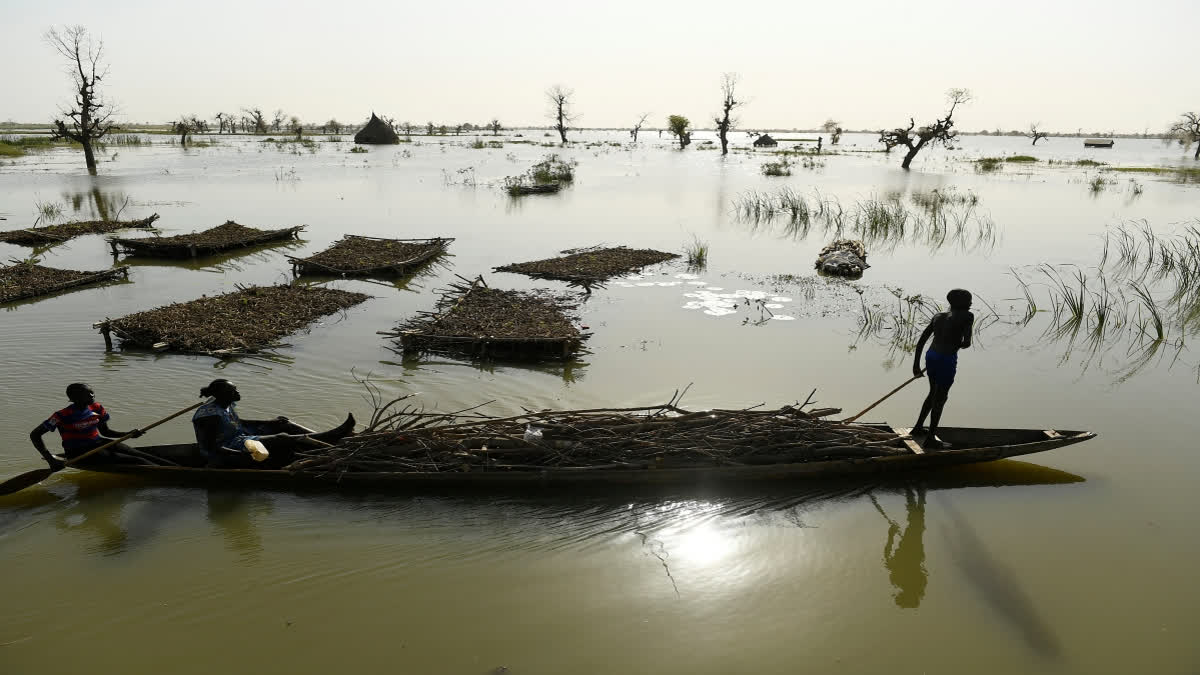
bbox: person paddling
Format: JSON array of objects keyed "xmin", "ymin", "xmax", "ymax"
[
  {"xmin": 912, "ymin": 289, "xmax": 975, "ymax": 449},
  {"xmin": 29, "ymin": 383, "xmax": 145, "ymax": 469},
  {"xmin": 192, "ymin": 379, "xmax": 354, "ymax": 468}
]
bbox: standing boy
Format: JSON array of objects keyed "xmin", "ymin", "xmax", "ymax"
[{"xmin": 912, "ymin": 289, "xmax": 974, "ymax": 449}]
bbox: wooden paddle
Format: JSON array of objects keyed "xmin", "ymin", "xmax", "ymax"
[
  {"xmin": 0, "ymin": 401, "xmax": 206, "ymax": 496},
  {"xmin": 841, "ymin": 371, "xmax": 924, "ymax": 424}
]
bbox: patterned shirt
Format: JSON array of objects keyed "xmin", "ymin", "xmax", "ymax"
[
  {"xmin": 41, "ymin": 402, "xmax": 110, "ymax": 451},
  {"xmin": 192, "ymin": 401, "xmax": 256, "ymax": 455}
]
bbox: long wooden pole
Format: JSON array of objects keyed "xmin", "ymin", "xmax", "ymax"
[
  {"xmin": 0, "ymin": 400, "xmax": 206, "ymax": 496},
  {"xmin": 841, "ymin": 372, "xmax": 923, "ymax": 424}
]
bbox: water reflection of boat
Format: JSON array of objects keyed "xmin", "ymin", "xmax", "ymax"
[{"xmin": 71, "ymin": 425, "xmax": 1094, "ymax": 489}]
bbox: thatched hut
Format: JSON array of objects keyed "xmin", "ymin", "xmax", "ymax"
[
  {"xmin": 753, "ymin": 134, "xmax": 778, "ymax": 148},
  {"xmin": 354, "ymin": 114, "xmax": 400, "ymax": 144}
]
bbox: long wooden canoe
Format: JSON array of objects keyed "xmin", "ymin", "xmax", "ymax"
[{"xmin": 71, "ymin": 425, "xmax": 1095, "ymax": 488}]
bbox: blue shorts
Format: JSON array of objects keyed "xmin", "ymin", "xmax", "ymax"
[{"xmin": 925, "ymin": 349, "xmax": 958, "ymax": 387}]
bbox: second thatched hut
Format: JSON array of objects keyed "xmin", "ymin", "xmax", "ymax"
[{"xmin": 354, "ymin": 113, "xmax": 400, "ymax": 144}]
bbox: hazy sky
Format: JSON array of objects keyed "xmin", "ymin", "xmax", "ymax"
[{"xmin": 3, "ymin": 0, "xmax": 1196, "ymax": 133}]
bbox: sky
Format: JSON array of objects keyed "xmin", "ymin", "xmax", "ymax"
[{"xmin": 2, "ymin": 0, "xmax": 1197, "ymax": 133}]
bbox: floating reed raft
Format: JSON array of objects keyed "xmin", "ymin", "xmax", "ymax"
[
  {"xmin": 284, "ymin": 391, "xmax": 903, "ymax": 476},
  {"xmin": 507, "ymin": 183, "xmax": 561, "ymax": 196},
  {"xmin": 97, "ymin": 284, "xmax": 369, "ymax": 356},
  {"xmin": 382, "ymin": 275, "xmax": 587, "ymax": 358},
  {"xmin": 0, "ymin": 263, "xmax": 129, "ymax": 304},
  {"xmin": 0, "ymin": 214, "xmax": 160, "ymax": 246},
  {"xmin": 109, "ymin": 221, "xmax": 303, "ymax": 258},
  {"xmin": 288, "ymin": 235, "xmax": 454, "ymax": 276},
  {"xmin": 495, "ymin": 246, "xmax": 679, "ymax": 285}
]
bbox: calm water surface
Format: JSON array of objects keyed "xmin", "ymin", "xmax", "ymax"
[{"xmin": 2, "ymin": 132, "xmax": 1198, "ymax": 674}]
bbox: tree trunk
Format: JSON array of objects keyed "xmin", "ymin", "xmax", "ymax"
[
  {"xmin": 900, "ymin": 145, "xmax": 920, "ymax": 170},
  {"xmin": 718, "ymin": 125, "xmax": 728, "ymax": 156},
  {"xmin": 1194, "ymin": 143, "xmax": 1199, "ymax": 160},
  {"xmin": 557, "ymin": 116, "xmax": 567, "ymax": 144},
  {"xmin": 82, "ymin": 140, "xmax": 97, "ymax": 173}
]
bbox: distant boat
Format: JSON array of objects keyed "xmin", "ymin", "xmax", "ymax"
[{"xmin": 1084, "ymin": 139, "xmax": 1114, "ymax": 148}]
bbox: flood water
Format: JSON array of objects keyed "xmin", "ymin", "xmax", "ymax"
[{"xmin": 2, "ymin": 131, "xmax": 1198, "ymax": 674}]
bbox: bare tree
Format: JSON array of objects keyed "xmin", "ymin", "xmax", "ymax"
[
  {"xmin": 546, "ymin": 85, "xmax": 575, "ymax": 144},
  {"xmin": 489, "ymin": 119, "xmax": 502, "ymax": 136},
  {"xmin": 271, "ymin": 109, "xmax": 286, "ymax": 132},
  {"xmin": 215, "ymin": 112, "xmax": 228, "ymax": 134},
  {"xmin": 174, "ymin": 117, "xmax": 193, "ymax": 146},
  {"xmin": 1169, "ymin": 112, "xmax": 1200, "ymax": 160},
  {"xmin": 324, "ymin": 118, "xmax": 342, "ymax": 134},
  {"xmin": 667, "ymin": 115, "xmax": 692, "ymax": 149},
  {"xmin": 289, "ymin": 116, "xmax": 303, "ymax": 139},
  {"xmin": 714, "ymin": 73, "xmax": 743, "ymax": 156},
  {"xmin": 878, "ymin": 88, "xmax": 972, "ymax": 170},
  {"xmin": 630, "ymin": 113, "xmax": 650, "ymax": 142},
  {"xmin": 401, "ymin": 121, "xmax": 413, "ymax": 138},
  {"xmin": 45, "ymin": 25, "xmax": 116, "ymax": 173},
  {"xmin": 426, "ymin": 121, "xmax": 435, "ymax": 135},
  {"xmin": 243, "ymin": 108, "xmax": 267, "ymax": 133},
  {"xmin": 1029, "ymin": 122, "xmax": 1048, "ymax": 146},
  {"xmin": 822, "ymin": 118, "xmax": 843, "ymax": 145}
]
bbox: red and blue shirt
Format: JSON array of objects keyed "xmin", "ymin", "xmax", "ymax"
[{"xmin": 41, "ymin": 403, "xmax": 110, "ymax": 451}]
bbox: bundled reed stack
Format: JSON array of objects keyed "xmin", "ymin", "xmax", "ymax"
[
  {"xmin": 495, "ymin": 245, "xmax": 679, "ymax": 287},
  {"xmin": 0, "ymin": 214, "xmax": 159, "ymax": 246},
  {"xmin": 289, "ymin": 235, "xmax": 453, "ymax": 277},
  {"xmin": 382, "ymin": 275, "xmax": 587, "ymax": 359},
  {"xmin": 96, "ymin": 283, "xmax": 369, "ymax": 356},
  {"xmin": 284, "ymin": 391, "xmax": 907, "ymax": 479},
  {"xmin": 109, "ymin": 221, "xmax": 303, "ymax": 258},
  {"xmin": 0, "ymin": 263, "xmax": 130, "ymax": 304}
]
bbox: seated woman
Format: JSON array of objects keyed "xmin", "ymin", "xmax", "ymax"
[
  {"xmin": 30, "ymin": 383, "xmax": 146, "ymax": 469},
  {"xmin": 192, "ymin": 379, "xmax": 354, "ymax": 468}
]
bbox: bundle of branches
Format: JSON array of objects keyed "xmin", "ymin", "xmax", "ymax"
[
  {"xmin": 289, "ymin": 235, "xmax": 454, "ymax": 276},
  {"xmin": 102, "ymin": 283, "xmax": 369, "ymax": 355},
  {"xmin": 0, "ymin": 262, "xmax": 129, "ymax": 303},
  {"xmin": 383, "ymin": 275, "xmax": 586, "ymax": 358},
  {"xmin": 495, "ymin": 245, "xmax": 679, "ymax": 286},
  {"xmin": 286, "ymin": 391, "xmax": 905, "ymax": 475},
  {"xmin": 0, "ymin": 213, "xmax": 159, "ymax": 245},
  {"xmin": 111, "ymin": 221, "xmax": 302, "ymax": 258}
]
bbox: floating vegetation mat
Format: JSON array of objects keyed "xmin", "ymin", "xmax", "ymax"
[
  {"xmin": 495, "ymin": 246, "xmax": 679, "ymax": 286},
  {"xmin": 0, "ymin": 263, "xmax": 129, "ymax": 304},
  {"xmin": 111, "ymin": 221, "xmax": 303, "ymax": 258},
  {"xmin": 0, "ymin": 214, "xmax": 159, "ymax": 246},
  {"xmin": 289, "ymin": 235, "xmax": 454, "ymax": 276},
  {"xmin": 384, "ymin": 276, "xmax": 586, "ymax": 359},
  {"xmin": 101, "ymin": 284, "xmax": 369, "ymax": 356},
  {"xmin": 284, "ymin": 391, "xmax": 902, "ymax": 477}
]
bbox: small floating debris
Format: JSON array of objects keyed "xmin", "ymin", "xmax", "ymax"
[
  {"xmin": 97, "ymin": 283, "xmax": 369, "ymax": 356},
  {"xmin": 288, "ymin": 235, "xmax": 453, "ymax": 276},
  {"xmin": 0, "ymin": 214, "xmax": 159, "ymax": 246},
  {"xmin": 383, "ymin": 275, "xmax": 588, "ymax": 359},
  {"xmin": 815, "ymin": 239, "xmax": 869, "ymax": 277},
  {"xmin": 109, "ymin": 221, "xmax": 302, "ymax": 258},
  {"xmin": 0, "ymin": 262, "xmax": 129, "ymax": 304},
  {"xmin": 495, "ymin": 246, "xmax": 679, "ymax": 287},
  {"xmin": 506, "ymin": 183, "xmax": 561, "ymax": 196}
]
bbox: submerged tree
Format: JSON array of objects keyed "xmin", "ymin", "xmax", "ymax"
[
  {"xmin": 1169, "ymin": 112, "xmax": 1200, "ymax": 160},
  {"xmin": 242, "ymin": 108, "xmax": 267, "ymax": 134},
  {"xmin": 546, "ymin": 85, "xmax": 575, "ymax": 144},
  {"xmin": 714, "ymin": 73, "xmax": 743, "ymax": 156},
  {"xmin": 1029, "ymin": 122, "xmax": 1048, "ymax": 146},
  {"xmin": 822, "ymin": 118, "xmax": 843, "ymax": 145},
  {"xmin": 489, "ymin": 119, "xmax": 502, "ymax": 136},
  {"xmin": 878, "ymin": 88, "xmax": 972, "ymax": 170},
  {"xmin": 271, "ymin": 109, "xmax": 286, "ymax": 132},
  {"xmin": 630, "ymin": 112, "xmax": 650, "ymax": 142},
  {"xmin": 45, "ymin": 25, "xmax": 116, "ymax": 173},
  {"xmin": 667, "ymin": 115, "xmax": 692, "ymax": 149}
]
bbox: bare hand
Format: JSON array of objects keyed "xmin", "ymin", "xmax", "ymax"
[
  {"xmin": 913, "ymin": 367, "xmax": 924, "ymax": 379},
  {"xmin": 129, "ymin": 428, "xmax": 145, "ymax": 438},
  {"xmin": 46, "ymin": 457, "xmax": 66, "ymax": 471}
]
